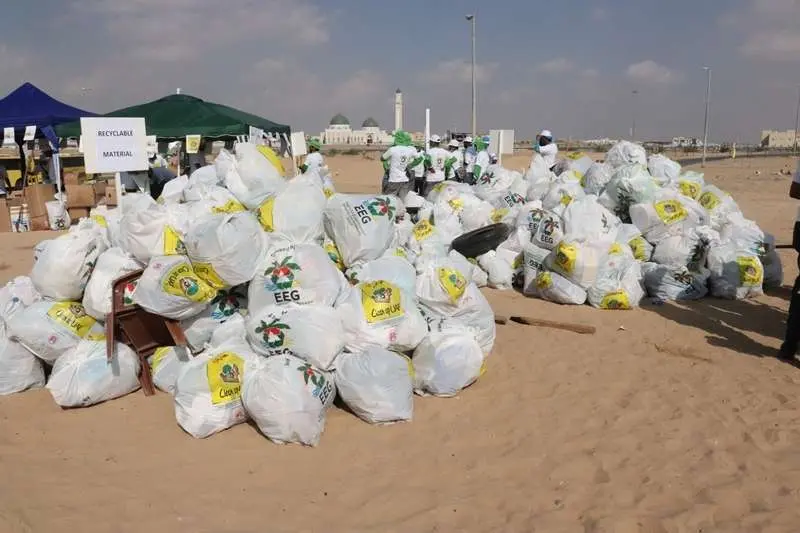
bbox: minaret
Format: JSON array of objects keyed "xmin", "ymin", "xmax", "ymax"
[{"xmin": 394, "ymin": 89, "xmax": 403, "ymax": 132}]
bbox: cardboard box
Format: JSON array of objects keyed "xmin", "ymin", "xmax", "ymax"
[
  {"xmin": 0, "ymin": 199, "xmax": 10, "ymax": 232},
  {"xmin": 30, "ymin": 214, "xmax": 49, "ymax": 232},
  {"xmin": 65, "ymin": 184, "xmax": 96, "ymax": 208},
  {"xmin": 105, "ymin": 186, "xmax": 118, "ymax": 206},
  {"xmin": 24, "ymin": 184, "xmax": 56, "ymax": 219},
  {"xmin": 93, "ymin": 182, "xmax": 107, "ymax": 199},
  {"xmin": 68, "ymin": 207, "xmax": 90, "ymax": 221},
  {"xmin": 63, "ymin": 172, "xmax": 80, "ymax": 186}
]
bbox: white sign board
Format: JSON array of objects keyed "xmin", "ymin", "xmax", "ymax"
[
  {"xmin": 81, "ymin": 117, "xmax": 148, "ymax": 174},
  {"xmin": 290, "ymin": 131, "xmax": 307, "ymax": 157},
  {"xmin": 2, "ymin": 127, "xmax": 14, "ymax": 146},
  {"xmin": 146, "ymin": 135, "xmax": 157, "ymax": 156},
  {"xmin": 248, "ymin": 126, "xmax": 265, "ymax": 145},
  {"xmin": 23, "ymin": 125, "xmax": 36, "ymax": 141},
  {"xmin": 489, "ymin": 129, "xmax": 515, "ymax": 159},
  {"xmin": 185, "ymin": 134, "xmax": 201, "ymax": 154}
]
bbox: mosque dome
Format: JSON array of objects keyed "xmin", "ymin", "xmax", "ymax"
[
  {"xmin": 329, "ymin": 113, "xmax": 350, "ymax": 126},
  {"xmin": 362, "ymin": 117, "xmax": 379, "ymax": 128}
]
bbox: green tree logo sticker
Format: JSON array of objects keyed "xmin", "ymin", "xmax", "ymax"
[{"xmin": 255, "ymin": 317, "xmax": 290, "ymax": 348}]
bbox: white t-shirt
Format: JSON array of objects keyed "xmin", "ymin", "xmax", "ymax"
[
  {"xmin": 304, "ymin": 151, "xmax": 324, "ymax": 174},
  {"xmin": 426, "ymin": 147, "xmax": 450, "ymax": 182},
  {"xmin": 451, "ymin": 149, "xmax": 464, "ymax": 170},
  {"xmin": 475, "ymin": 150, "xmax": 491, "ymax": 180},
  {"xmin": 537, "ymin": 143, "xmax": 559, "ymax": 168},
  {"xmin": 464, "ymin": 147, "xmax": 476, "ymax": 173},
  {"xmin": 413, "ymin": 149, "xmax": 426, "ymax": 179},
  {"xmin": 382, "ymin": 145, "xmax": 416, "ymax": 183}
]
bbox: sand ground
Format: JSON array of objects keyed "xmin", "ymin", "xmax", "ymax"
[{"xmin": 1, "ymin": 153, "xmax": 800, "ymax": 533}]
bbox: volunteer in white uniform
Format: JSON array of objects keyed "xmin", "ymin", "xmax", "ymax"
[
  {"xmin": 533, "ymin": 129, "xmax": 559, "ymax": 171},
  {"xmin": 380, "ymin": 130, "xmax": 416, "ymax": 199},
  {"xmin": 448, "ymin": 139, "xmax": 464, "ymax": 181},
  {"xmin": 423, "ymin": 135, "xmax": 456, "ymax": 197},
  {"xmin": 780, "ymin": 158, "xmax": 800, "ymax": 362},
  {"xmin": 472, "ymin": 136, "xmax": 491, "ymax": 184},
  {"xmin": 300, "ymin": 138, "xmax": 324, "ymax": 174},
  {"xmin": 463, "ymin": 136, "xmax": 476, "ymax": 184}
]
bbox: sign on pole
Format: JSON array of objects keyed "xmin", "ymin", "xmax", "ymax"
[
  {"xmin": 185, "ymin": 134, "xmax": 201, "ymax": 154},
  {"xmin": 146, "ymin": 135, "xmax": 158, "ymax": 156},
  {"xmin": 2, "ymin": 127, "xmax": 14, "ymax": 146},
  {"xmin": 23, "ymin": 125, "xmax": 36, "ymax": 141},
  {"xmin": 248, "ymin": 126, "xmax": 265, "ymax": 145},
  {"xmin": 81, "ymin": 117, "xmax": 148, "ymax": 210},
  {"xmin": 290, "ymin": 131, "xmax": 307, "ymax": 157}
]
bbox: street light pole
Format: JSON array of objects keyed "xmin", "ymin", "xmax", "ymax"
[
  {"xmin": 702, "ymin": 66, "xmax": 711, "ymax": 168},
  {"xmin": 631, "ymin": 90, "xmax": 638, "ymax": 140},
  {"xmin": 466, "ymin": 14, "xmax": 476, "ymax": 137},
  {"xmin": 793, "ymin": 84, "xmax": 800, "ymax": 154}
]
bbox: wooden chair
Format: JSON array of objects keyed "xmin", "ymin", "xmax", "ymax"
[{"xmin": 105, "ymin": 270, "xmax": 188, "ymax": 396}]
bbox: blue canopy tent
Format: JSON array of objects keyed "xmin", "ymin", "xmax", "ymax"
[{"xmin": 0, "ymin": 82, "xmax": 96, "ymax": 194}]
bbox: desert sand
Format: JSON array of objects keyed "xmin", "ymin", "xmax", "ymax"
[{"xmin": 2, "ymin": 152, "xmax": 800, "ymax": 533}]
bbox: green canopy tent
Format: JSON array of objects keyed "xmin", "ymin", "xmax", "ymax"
[{"xmin": 55, "ymin": 93, "xmax": 290, "ymax": 139}]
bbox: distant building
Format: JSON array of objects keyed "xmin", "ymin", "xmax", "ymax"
[
  {"xmin": 319, "ymin": 114, "xmax": 394, "ymax": 146},
  {"xmin": 671, "ymin": 136, "xmax": 702, "ymax": 148},
  {"xmin": 761, "ymin": 129, "xmax": 797, "ymax": 149}
]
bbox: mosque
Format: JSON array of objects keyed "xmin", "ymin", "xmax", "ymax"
[{"xmin": 319, "ymin": 89, "xmax": 403, "ymax": 146}]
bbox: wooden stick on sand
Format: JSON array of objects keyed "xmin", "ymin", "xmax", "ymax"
[{"xmin": 505, "ymin": 315, "xmax": 596, "ymax": 335}]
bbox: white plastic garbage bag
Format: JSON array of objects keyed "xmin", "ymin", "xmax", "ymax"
[
  {"xmin": 158, "ymin": 174, "xmax": 189, "ymax": 204},
  {"xmin": 7, "ymin": 300, "xmax": 99, "ymax": 364},
  {"xmin": 335, "ymin": 348, "xmax": 413, "ymax": 424},
  {"xmin": 630, "ymin": 191, "xmax": 707, "ymax": 244},
  {"xmin": 542, "ymin": 179, "xmax": 585, "ymax": 214},
  {"xmin": 477, "ymin": 250, "xmax": 514, "ymax": 290},
  {"xmin": 672, "ymin": 171, "xmax": 704, "ymax": 200},
  {"xmin": 762, "ymin": 249, "xmax": 783, "ymax": 290},
  {"xmin": 188, "ymin": 165, "xmax": 219, "ymax": 189},
  {"xmin": 587, "ymin": 254, "xmax": 644, "ymax": 309},
  {"xmin": 521, "ymin": 208, "xmax": 563, "ymax": 251},
  {"xmin": 184, "ymin": 212, "xmax": 265, "ymax": 289},
  {"xmin": 720, "ymin": 214, "xmax": 766, "ymax": 256},
  {"xmin": 0, "ymin": 276, "xmax": 41, "ymax": 323},
  {"xmin": 522, "ymin": 243, "xmax": 550, "ymax": 297},
  {"xmin": 324, "ymin": 194, "xmax": 397, "ymax": 267},
  {"xmin": 224, "ymin": 143, "xmax": 286, "ymax": 209},
  {"xmin": 616, "ymin": 224, "xmax": 653, "ymax": 262},
  {"xmin": 246, "ymin": 305, "xmax": 344, "ymax": 370},
  {"xmin": 82, "ymin": 247, "xmax": 142, "ymax": 320},
  {"xmin": 255, "ymin": 179, "xmax": 326, "ymax": 243},
  {"xmin": 45, "ymin": 200, "xmax": 71, "ymax": 230},
  {"xmin": 46, "ymin": 340, "xmax": 140, "ymax": 407},
  {"xmin": 546, "ymin": 239, "xmax": 607, "ymax": 289},
  {"xmin": 30, "ymin": 230, "xmax": 106, "ymax": 301},
  {"xmin": 347, "ymin": 255, "xmax": 417, "ymax": 296},
  {"xmin": 564, "ymin": 152, "xmax": 594, "ymax": 177},
  {"xmin": 181, "ymin": 285, "xmax": 248, "ymax": 352},
  {"xmin": 707, "ymin": 244, "xmax": 764, "ymax": 300},
  {"xmin": 648, "ymin": 154, "xmax": 681, "ymax": 182},
  {"xmin": 562, "ymin": 195, "xmax": 621, "ymax": 246},
  {"xmin": 148, "ymin": 345, "xmax": 191, "ymax": 395},
  {"xmin": 412, "ymin": 328, "xmax": 484, "ymax": 397},
  {"xmin": 598, "ymin": 164, "xmax": 659, "ymax": 220},
  {"xmin": 208, "ymin": 312, "xmax": 247, "ymax": 347},
  {"xmin": 89, "ymin": 205, "xmax": 121, "ymax": 248},
  {"xmin": 447, "ymin": 250, "xmax": 488, "ymax": 288},
  {"xmin": 337, "ymin": 281, "xmax": 427, "ymax": 353},
  {"xmin": 323, "ymin": 236, "xmax": 346, "ymax": 271},
  {"xmin": 582, "ymin": 162, "xmax": 613, "ymax": 195},
  {"xmin": 241, "ymin": 353, "xmax": 335, "ymax": 447},
  {"xmin": 248, "ymin": 242, "xmax": 346, "ymax": 314},
  {"xmin": 698, "ymin": 184, "xmax": 741, "ymax": 231},
  {"xmin": 0, "ymin": 322, "xmax": 45, "ymax": 395},
  {"xmin": 173, "ymin": 342, "xmax": 259, "ymax": 438},
  {"xmin": 605, "ymin": 141, "xmax": 647, "ymax": 169},
  {"xmin": 119, "ymin": 201, "xmax": 188, "ymax": 263},
  {"xmin": 642, "ymin": 263, "xmax": 709, "ymax": 301},
  {"xmin": 214, "ymin": 149, "xmax": 235, "ymax": 182},
  {"xmin": 184, "ymin": 185, "xmax": 246, "ymax": 218},
  {"xmin": 133, "ymin": 255, "xmax": 216, "ymax": 320},
  {"xmin": 534, "ymin": 271, "xmax": 587, "ymax": 305}
]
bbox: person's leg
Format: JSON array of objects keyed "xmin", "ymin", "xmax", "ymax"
[
  {"xmin": 398, "ymin": 180, "xmax": 413, "ymax": 201},
  {"xmin": 779, "ymin": 270, "xmax": 800, "ymax": 360}
]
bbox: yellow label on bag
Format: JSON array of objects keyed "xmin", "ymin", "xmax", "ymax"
[
  {"xmin": 490, "ymin": 209, "xmax": 508, "ymax": 223},
  {"xmin": 47, "ymin": 302, "xmax": 96, "ymax": 338},
  {"xmin": 392, "ymin": 247, "xmax": 408, "ymax": 259},
  {"xmin": 206, "ymin": 352, "xmax": 244, "ymax": 406},
  {"xmin": 536, "ymin": 272, "xmax": 553, "ymax": 290},
  {"xmin": 512, "ymin": 254, "xmax": 523, "ymax": 270},
  {"xmin": 361, "ymin": 280, "xmax": 403, "ymax": 324},
  {"xmin": 257, "ymin": 196, "xmax": 276, "ymax": 232},
  {"xmin": 90, "ymin": 215, "xmax": 108, "ymax": 228},
  {"xmin": 162, "ymin": 261, "xmax": 216, "ymax": 303},
  {"xmin": 437, "ymin": 267, "xmax": 468, "ymax": 303},
  {"xmin": 432, "ymin": 182, "xmax": 447, "ymax": 193},
  {"xmin": 678, "ymin": 180, "xmax": 700, "ymax": 199},
  {"xmin": 698, "ymin": 191, "xmax": 720, "ymax": 211},
  {"xmin": 402, "ymin": 354, "xmax": 415, "ymax": 379},
  {"xmin": 85, "ymin": 331, "xmax": 106, "ymax": 341},
  {"xmin": 323, "ymin": 187, "xmax": 335, "ymax": 199},
  {"xmin": 324, "ymin": 242, "xmax": 345, "ymax": 270},
  {"xmin": 560, "ymin": 192, "xmax": 573, "ymax": 206},
  {"xmin": 448, "ymin": 198, "xmax": 464, "ymax": 212},
  {"xmin": 629, "ymin": 237, "xmax": 648, "ymax": 261},
  {"xmin": 479, "ymin": 359, "xmax": 488, "ymax": 377},
  {"xmin": 193, "ymin": 262, "xmax": 227, "ymax": 290},
  {"xmin": 653, "ymin": 199, "xmax": 687, "ymax": 225},
  {"xmin": 151, "ymin": 346, "xmax": 172, "ymax": 373},
  {"xmin": 608, "ymin": 243, "xmax": 624, "ymax": 255},
  {"xmin": 737, "ymin": 256, "xmax": 763, "ymax": 287},
  {"xmin": 413, "ymin": 220, "xmax": 434, "ymax": 241},
  {"xmin": 211, "ymin": 199, "xmax": 246, "ymax": 215},
  {"xmin": 163, "ymin": 226, "xmax": 186, "ymax": 255},
  {"xmin": 566, "ymin": 152, "xmax": 585, "ymax": 160},
  {"xmin": 600, "ymin": 290, "xmax": 631, "ymax": 310},
  {"xmin": 554, "ymin": 242, "xmax": 577, "ymax": 274}
]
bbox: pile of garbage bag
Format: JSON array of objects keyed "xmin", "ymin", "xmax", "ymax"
[{"xmin": 0, "ymin": 142, "xmax": 507, "ymax": 448}]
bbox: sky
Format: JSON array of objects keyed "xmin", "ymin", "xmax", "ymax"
[{"xmin": 1, "ymin": 0, "xmax": 799, "ymax": 143}]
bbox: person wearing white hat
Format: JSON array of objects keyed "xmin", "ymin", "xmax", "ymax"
[
  {"xmin": 448, "ymin": 139, "xmax": 464, "ymax": 181},
  {"xmin": 422, "ymin": 134, "xmax": 456, "ymax": 196},
  {"xmin": 462, "ymin": 135, "xmax": 476, "ymax": 184},
  {"xmin": 533, "ymin": 129, "xmax": 559, "ymax": 170}
]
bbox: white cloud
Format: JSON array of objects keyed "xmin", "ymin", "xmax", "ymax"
[
  {"xmin": 626, "ymin": 60, "xmax": 683, "ymax": 85},
  {"xmin": 535, "ymin": 58, "xmax": 575, "ymax": 75},
  {"xmin": 582, "ymin": 68, "xmax": 599, "ymax": 78},
  {"xmin": 721, "ymin": 0, "xmax": 800, "ymax": 62},
  {"xmin": 422, "ymin": 59, "xmax": 497, "ymax": 85},
  {"xmin": 742, "ymin": 30, "xmax": 800, "ymax": 61}
]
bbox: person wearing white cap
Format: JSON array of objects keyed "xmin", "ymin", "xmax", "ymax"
[
  {"xmin": 534, "ymin": 129, "xmax": 559, "ymax": 170},
  {"xmin": 422, "ymin": 134, "xmax": 456, "ymax": 196},
  {"xmin": 462, "ymin": 135, "xmax": 476, "ymax": 184},
  {"xmin": 448, "ymin": 139, "xmax": 464, "ymax": 181}
]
